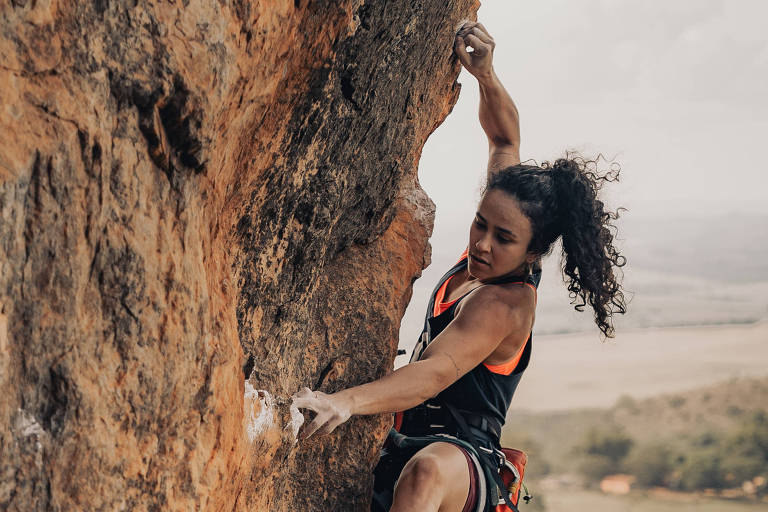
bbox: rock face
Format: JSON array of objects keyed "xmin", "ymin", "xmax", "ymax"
[{"xmin": 0, "ymin": 0, "xmax": 477, "ymax": 510}]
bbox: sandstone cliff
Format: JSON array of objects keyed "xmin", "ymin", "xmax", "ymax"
[{"xmin": 0, "ymin": 1, "xmax": 477, "ymax": 510}]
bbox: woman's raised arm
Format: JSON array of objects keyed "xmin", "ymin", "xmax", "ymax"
[{"xmin": 454, "ymin": 22, "xmax": 521, "ymax": 179}]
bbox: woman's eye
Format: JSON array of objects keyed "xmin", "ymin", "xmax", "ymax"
[
  {"xmin": 497, "ymin": 236, "xmax": 512, "ymax": 244},
  {"xmin": 473, "ymin": 220, "xmax": 486, "ymax": 229}
]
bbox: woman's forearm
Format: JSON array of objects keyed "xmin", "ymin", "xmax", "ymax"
[
  {"xmin": 335, "ymin": 359, "xmax": 449, "ymax": 416},
  {"xmin": 478, "ymin": 69, "xmax": 520, "ymax": 147}
]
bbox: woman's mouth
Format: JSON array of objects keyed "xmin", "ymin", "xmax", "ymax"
[{"xmin": 469, "ymin": 253, "xmax": 490, "ymax": 266}]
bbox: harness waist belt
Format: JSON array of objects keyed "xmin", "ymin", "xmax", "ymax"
[{"xmin": 465, "ymin": 414, "xmax": 502, "ymax": 440}]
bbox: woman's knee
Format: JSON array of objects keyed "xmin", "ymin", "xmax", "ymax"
[
  {"xmin": 398, "ymin": 453, "xmax": 445, "ymax": 491},
  {"xmin": 391, "ymin": 443, "xmax": 471, "ymax": 512}
]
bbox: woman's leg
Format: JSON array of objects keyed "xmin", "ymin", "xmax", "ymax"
[{"xmin": 390, "ymin": 442, "xmax": 472, "ymax": 512}]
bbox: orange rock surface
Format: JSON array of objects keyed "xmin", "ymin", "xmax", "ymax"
[{"xmin": 0, "ymin": 1, "xmax": 477, "ymax": 509}]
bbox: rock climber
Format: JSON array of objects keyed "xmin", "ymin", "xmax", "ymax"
[{"xmin": 293, "ymin": 20, "xmax": 627, "ymax": 512}]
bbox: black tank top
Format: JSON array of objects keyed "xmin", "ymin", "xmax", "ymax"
[{"xmin": 399, "ymin": 254, "xmax": 541, "ymax": 442}]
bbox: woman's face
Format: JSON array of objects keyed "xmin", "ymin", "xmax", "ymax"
[{"xmin": 468, "ymin": 188, "xmax": 536, "ymax": 279}]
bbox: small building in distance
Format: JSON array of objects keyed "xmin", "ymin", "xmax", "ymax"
[{"xmin": 600, "ymin": 474, "xmax": 636, "ymax": 495}]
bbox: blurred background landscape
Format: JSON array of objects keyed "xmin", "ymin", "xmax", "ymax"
[{"xmin": 396, "ymin": 1, "xmax": 768, "ymax": 509}]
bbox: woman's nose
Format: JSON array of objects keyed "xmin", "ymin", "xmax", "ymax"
[{"xmin": 475, "ymin": 234, "xmax": 491, "ymax": 253}]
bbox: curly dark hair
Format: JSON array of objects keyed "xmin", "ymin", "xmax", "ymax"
[{"xmin": 485, "ymin": 154, "xmax": 627, "ymax": 337}]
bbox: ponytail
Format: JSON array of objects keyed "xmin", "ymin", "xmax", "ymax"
[
  {"xmin": 486, "ymin": 155, "xmax": 627, "ymax": 337},
  {"xmin": 547, "ymin": 157, "xmax": 626, "ymax": 337}
]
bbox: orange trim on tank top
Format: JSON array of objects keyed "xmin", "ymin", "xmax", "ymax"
[
  {"xmin": 431, "ymin": 247, "xmax": 470, "ymax": 316},
  {"xmin": 482, "ymin": 335, "xmax": 529, "ymax": 375},
  {"xmin": 433, "ymin": 276, "xmax": 459, "ymax": 317}
]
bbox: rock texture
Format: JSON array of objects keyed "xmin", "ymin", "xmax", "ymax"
[{"xmin": 0, "ymin": 0, "xmax": 477, "ymax": 510}]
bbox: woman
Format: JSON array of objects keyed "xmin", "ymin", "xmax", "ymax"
[{"xmin": 293, "ymin": 21, "xmax": 626, "ymax": 512}]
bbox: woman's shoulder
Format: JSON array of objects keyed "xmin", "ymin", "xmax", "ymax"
[
  {"xmin": 476, "ymin": 277, "xmax": 535, "ymax": 301},
  {"xmin": 456, "ymin": 280, "xmax": 535, "ymax": 325}
]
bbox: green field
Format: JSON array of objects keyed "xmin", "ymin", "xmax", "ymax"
[{"xmin": 501, "ymin": 376, "xmax": 768, "ymax": 508}]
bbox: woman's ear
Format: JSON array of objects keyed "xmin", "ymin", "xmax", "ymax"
[{"xmin": 525, "ymin": 253, "xmax": 538, "ymax": 265}]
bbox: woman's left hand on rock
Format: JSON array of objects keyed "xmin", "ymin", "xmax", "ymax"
[{"xmin": 291, "ymin": 387, "xmax": 352, "ymax": 440}]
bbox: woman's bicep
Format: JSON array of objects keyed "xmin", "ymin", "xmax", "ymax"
[{"xmin": 421, "ymin": 295, "xmax": 516, "ymax": 386}]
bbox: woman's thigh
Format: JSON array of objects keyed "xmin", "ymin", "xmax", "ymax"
[{"xmin": 392, "ymin": 441, "xmax": 472, "ymax": 512}]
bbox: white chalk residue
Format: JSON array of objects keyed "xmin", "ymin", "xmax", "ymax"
[
  {"xmin": 243, "ymin": 382, "xmax": 275, "ymax": 442},
  {"xmin": 286, "ymin": 401, "xmax": 305, "ymax": 442},
  {"xmin": 243, "ymin": 383, "xmax": 306, "ymax": 444},
  {"xmin": 15, "ymin": 408, "xmax": 46, "ymax": 438},
  {"xmin": 13, "ymin": 409, "xmax": 47, "ymax": 467}
]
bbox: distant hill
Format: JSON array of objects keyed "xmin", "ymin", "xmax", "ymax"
[
  {"xmin": 502, "ymin": 376, "xmax": 768, "ymax": 476},
  {"xmin": 621, "ymin": 214, "xmax": 768, "ymax": 284}
]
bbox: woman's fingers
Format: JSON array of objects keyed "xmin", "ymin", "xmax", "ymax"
[
  {"xmin": 300, "ymin": 412, "xmax": 326, "ymax": 440},
  {"xmin": 292, "ymin": 388, "xmax": 348, "ymax": 440},
  {"xmin": 299, "ymin": 410, "xmax": 345, "ymax": 439},
  {"xmin": 291, "ymin": 388, "xmax": 319, "ymax": 411},
  {"xmin": 454, "ymin": 36, "xmax": 472, "ymax": 67},
  {"xmin": 471, "ymin": 26, "xmax": 494, "ymax": 45},
  {"xmin": 293, "ymin": 387, "xmax": 313, "ymax": 399},
  {"xmin": 457, "ymin": 21, "xmax": 493, "ymax": 44},
  {"xmin": 464, "ymin": 33, "xmax": 490, "ymax": 57},
  {"xmin": 316, "ymin": 419, "xmax": 338, "ymax": 437},
  {"xmin": 456, "ymin": 20, "xmax": 477, "ymax": 37},
  {"xmin": 292, "ymin": 387, "xmax": 331, "ymax": 408},
  {"xmin": 291, "ymin": 396, "xmax": 314, "ymax": 411},
  {"xmin": 474, "ymin": 22, "xmax": 491, "ymax": 37},
  {"xmin": 296, "ymin": 390, "xmax": 328, "ymax": 440}
]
